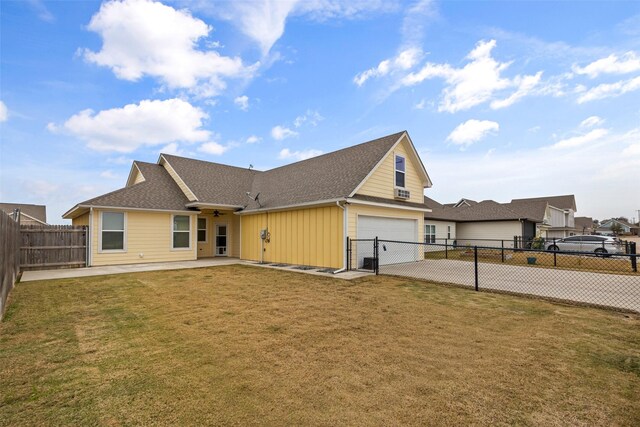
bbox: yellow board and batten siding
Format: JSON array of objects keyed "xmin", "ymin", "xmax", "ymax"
[
  {"xmin": 357, "ymin": 135, "xmax": 425, "ymax": 205},
  {"xmin": 76, "ymin": 209, "xmax": 197, "ymax": 266},
  {"xmin": 240, "ymin": 205, "xmax": 343, "ymax": 269}
]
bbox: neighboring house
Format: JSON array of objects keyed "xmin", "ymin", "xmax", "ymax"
[
  {"xmin": 597, "ymin": 218, "xmax": 640, "ymax": 236},
  {"xmin": 424, "ymin": 197, "xmax": 538, "ymax": 247},
  {"xmin": 423, "ymin": 194, "xmax": 578, "ymax": 246},
  {"xmin": 0, "ymin": 203, "xmax": 48, "ymax": 225},
  {"xmin": 63, "ymin": 131, "xmax": 432, "ymax": 269},
  {"xmin": 574, "ymin": 216, "xmax": 596, "ymax": 235}
]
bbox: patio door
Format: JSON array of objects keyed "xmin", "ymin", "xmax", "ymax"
[{"xmin": 215, "ymin": 224, "xmax": 227, "ymax": 256}]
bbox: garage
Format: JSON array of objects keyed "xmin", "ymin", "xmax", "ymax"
[{"xmin": 357, "ymin": 215, "xmax": 420, "ymax": 267}]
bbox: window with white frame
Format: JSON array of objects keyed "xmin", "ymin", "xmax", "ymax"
[
  {"xmin": 197, "ymin": 218, "xmax": 207, "ymax": 242},
  {"xmin": 395, "ymin": 154, "xmax": 406, "ymax": 188},
  {"xmin": 425, "ymin": 224, "xmax": 436, "ymax": 243},
  {"xmin": 173, "ymin": 215, "xmax": 191, "ymax": 249},
  {"xmin": 101, "ymin": 212, "xmax": 125, "ymax": 251}
]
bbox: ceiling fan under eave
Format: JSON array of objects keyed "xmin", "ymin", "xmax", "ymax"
[{"xmin": 212, "ymin": 210, "xmax": 226, "ymax": 217}]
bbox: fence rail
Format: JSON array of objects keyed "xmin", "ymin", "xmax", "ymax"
[
  {"xmin": 348, "ymin": 238, "xmax": 640, "ymax": 313},
  {"xmin": 20, "ymin": 225, "xmax": 88, "ymax": 271},
  {"xmin": 1, "ymin": 211, "xmax": 21, "ymax": 319}
]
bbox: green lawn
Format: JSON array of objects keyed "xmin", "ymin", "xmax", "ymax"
[{"xmin": 1, "ymin": 265, "xmax": 639, "ymax": 426}]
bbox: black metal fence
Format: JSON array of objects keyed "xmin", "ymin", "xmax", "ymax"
[
  {"xmin": 348, "ymin": 238, "xmax": 640, "ymax": 313},
  {"xmin": 425, "ymin": 236, "xmax": 637, "ymax": 254}
]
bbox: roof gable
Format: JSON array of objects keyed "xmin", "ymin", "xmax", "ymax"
[{"xmin": 0, "ymin": 203, "xmax": 47, "ymax": 222}]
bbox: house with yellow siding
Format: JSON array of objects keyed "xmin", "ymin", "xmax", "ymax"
[{"xmin": 63, "ymin": 131, "xmax": 432, "ymax": 270}]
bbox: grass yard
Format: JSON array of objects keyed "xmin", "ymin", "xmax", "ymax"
[
  {"xmin": 425, "ymin": 248, "xmax": 638, "ymax": 275},
  {"xmin": 1, "ymin": 265, "xmax": 639, "ymax": 426}
]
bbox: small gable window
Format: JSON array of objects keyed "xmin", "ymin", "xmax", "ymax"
[
  {"xmin": 101, "ymin": 212, "xmax": 125, "ymax": 251},
  {"xmin": 395, "ymin": 155, "xmax": 406, "ymax": 188},
  {"xmin": 197, "ymin": 218, "xmax": 207, "ymax": 242}
]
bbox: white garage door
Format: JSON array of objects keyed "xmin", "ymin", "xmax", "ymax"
[{"xmin": 357, "ymin": 216, "xmax": 420, "ymax": 267}]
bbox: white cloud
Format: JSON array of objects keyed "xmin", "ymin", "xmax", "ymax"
[
  {"xmin": 159, "ymin": 142, "xmax": 183, "ymax": 155},
  {"xmin": 100, "ymin": 170, "xmax": 119, "ymax": 179},
  {"xmin": 414, "ymin": 99, "xmax": 426, "ymax": 110},
  {"xmin": 573, "ymin": 51, "xmax": 640, "ymax": 78},
  {"xmin": 279, "ymin": 148, "xmax": 323, "ymax": 161},
  {"xmin": 246, "ymin": 135, "xmax": 261, "ymax": 144},
  {"xmin": 577, "ymin": 75, "xmax": 640, "ymax": 104},
  {"xmin": 547, "ymin": 128, "xmax": 609, "ymax": 150},
  {"xmin": 354, "ymin": 47, "xmax": 422, "ymax": 86},
  {"xmin": 401, "ymin": 40, "xmax": 542, "ymax": 113},
  {"xmin": 293, "ymin": 109, "xmax": 324, "ymax": 127},
  {"xmin": 490, "ymin": 72, "xmax": 543, "ymax": 109},
  {"xmin": 26, "ymin": 0, "xmax": 55, "ymax": 22},
  {"xmin": 82, "ymin": 0, "xmax": 255, "ymax": 97},
  {"xmin": 205, "ymin": 1, "xmax": 396, "ymax": 55},
  {"xmin": 623, "ymin": 143, "xmax": 640, "ymax": 156},
  {"xmin": 271, "ymin": 125, "xmax": 298, "ymax": 140},
  {"xmin": 234, "ymin": 95, "xmax": 250, "ymax": 111},
  {"xmin": 0, "ymin": 101, "xmax": 7, "ymax": 122},
  {"xmin": 446, "ymin": 119, "xmax": 499, "ymax": 148},
  {"xmin": 49, "ymin": 98, "xmax": 211, "ymax": 153},
  {"xmin": 580, "ymin": 116, "xmax": 604, "ymax": 128},
  {"xmin": 198, "ymin": 142, "xmax": 228, "ymax": 155}
]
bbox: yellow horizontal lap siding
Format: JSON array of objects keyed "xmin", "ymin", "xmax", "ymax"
[
  {"xmin": 72, "ymin": 212, "xmax": 89, "ymax": 226},
  {"xmin": 240, "ymin": 205, "xmax": 343, "ymax": 269},
  {"xmin": 357, "ymin": 135, "xmax": 425, "ymax": 204},
  {"xmin": 91, "ymin": 209, "xmax": 197, "ymax": 266}
]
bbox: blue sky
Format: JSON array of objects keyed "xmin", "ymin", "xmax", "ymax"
[{"xmin": 1, "ymin": 0, "xmax": 639, "ymax": 223}]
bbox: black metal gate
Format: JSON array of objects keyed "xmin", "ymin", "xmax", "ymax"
[{"xmin": 346, "ymin": 237, "xmax": 379, "ymax": 274}]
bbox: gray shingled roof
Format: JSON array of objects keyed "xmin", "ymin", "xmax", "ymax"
[
  {"xmin": 69, "ymin": 162, "xmax": 191, "ymax": 212},
  {"xmin": 574, "ymin": 217, "xmax": 594, "ymax": 229},
  {"xmin": 426, "ymin": 200, "xmax": 535, "ymax": 222},
  {"xmin": 511, "ymin": 195, "xmax": 576, "ymax": 211},
  {"xmin": 0, "ymin": 203, "xmax": 47, "ymax": 222},
  {"xmin": 162, "ymin": 131, "xmax": 406, "ymax": 211},
  {"xmin": 65, "ymin": 131, "xmax": 422, "ymax": 217},
  {"xmin": 161, "ymin": 154, "xmax": 259, "ymax": 207}
]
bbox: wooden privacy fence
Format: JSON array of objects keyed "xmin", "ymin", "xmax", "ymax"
[
  {"xmin": 20, "ymin": 225, "xmax": 88, "ymax": 271},
  {"xmin": 1, "ymin": 211, "xmax": 21, "ymax": 319}
]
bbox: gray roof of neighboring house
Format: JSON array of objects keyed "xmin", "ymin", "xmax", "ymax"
[
  {"xmin": 505, "ymin": 199, "xmax": 549, "ymax": 222},
  {"xmin": 69, "ymin": 162, "xmax": 192, "ymax": 213},
  {"xmin": 0, "ymin": 203, "xmax": 47, "ymax": 223},
  {"xmin": 601, "ymin": 218, "xmax": 639, "ymax": 229},
  {"xmin": 163, "ymin": 131, "xmax": 407, "ymax": 211},
  {"xmin": 65, "ymin": 131, "xmax": 426, "ymax": 217},
  {"xmin": 426, "ymin": 200, "xmax": 536, "ymax": 222},
  {"xmin": 574, "ymin": 216, "xmax": 594, "ymax": 229},
  {"xmin": 423, "ymin": 196, "xmax": 444, "ymax": 210},
  {"xmin": 511, "ymin": 194, "xmax": 576, "ymax": 211}
]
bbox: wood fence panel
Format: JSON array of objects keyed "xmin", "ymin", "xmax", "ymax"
[
  {"xmin": 1, "ymin": 211, "xmax": 21, "ymax": 320},
  {"xmin": 20, "ymin": 225, "xmax": 87, "ymax": 271}
]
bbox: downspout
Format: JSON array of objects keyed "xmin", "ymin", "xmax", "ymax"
[{"xmin": 333, "ymin": 200, "xmax": 348, "ymax": 273}]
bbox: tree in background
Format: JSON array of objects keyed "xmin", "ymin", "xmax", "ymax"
[{"xmin": 610, "ymin": 222, "xmax": 623, "ymax": 235}]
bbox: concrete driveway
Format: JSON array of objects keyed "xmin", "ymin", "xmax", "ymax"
[{"xmin": 381, "ymin": 259, "xmax": 640, "ymax": 313}]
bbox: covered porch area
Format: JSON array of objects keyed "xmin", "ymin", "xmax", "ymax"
[{"xmin": 195, "ymin": 208, "xmax": 241, "ymax": 259}]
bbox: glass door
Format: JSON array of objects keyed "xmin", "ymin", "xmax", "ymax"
[{"xmin": 216, "ymin": 224, "xmax": 227, "ymax": 256}]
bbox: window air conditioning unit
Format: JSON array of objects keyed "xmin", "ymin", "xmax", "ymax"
[{"xmin": 394, "ymin": 188, "xmax": 410, "ymax": 200}]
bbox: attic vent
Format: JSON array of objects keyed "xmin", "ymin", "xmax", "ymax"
[{"xmin": 394, "ymin": 188, "xmax": 411, "ymax": 200}]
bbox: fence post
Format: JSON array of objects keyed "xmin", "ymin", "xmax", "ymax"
[
  {"xmin": 374, "ymin": 237, "xmax": 379, "ymax": 275},
  {"xmin": 554, "ymin": 250, "xmax": 557, "ymax": 267},
  {"xmin": 474, "ymin": 246, "xmax": 479, "ymax": 291},
  {"xmin": 630, "ymin": 242, "xmax": 637, "ymax": 272},
  {"xmin": 501, "ymin": 240, "xmax": 505, "ymax": 263},
  {"xmin": 346, "ymin": 236, "xmax": 350, "ymax": 271},
  {"xmin": 445, "ymin": 238, "xmax": 448, "ymax": 259}
]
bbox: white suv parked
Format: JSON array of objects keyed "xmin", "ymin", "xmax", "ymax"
[{"xmin": 546, "ymin": 235, "xmax": 624, "ymax": 255}]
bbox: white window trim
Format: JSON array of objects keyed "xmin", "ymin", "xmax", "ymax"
[
  {"xmin": 98, "ymin": 211, "xmax": 127, "ymax": 253},
  {"xmin": 197, "ymin": 217, "xmax": 208, "ymax": 243},
  {"xmin": 171, "ymin": 214, "xmax": 193, "ymax": 251},
  {"xmin": 394, "ymin": 153, "xmax": 406, "ymax": 189},
  {"xmin": 424, "ymin": 224, "xmax": 436, "ymax": 244},
  {"xmin": 447, "ymin": 225, "xmax": 451, "ymax": 240}
]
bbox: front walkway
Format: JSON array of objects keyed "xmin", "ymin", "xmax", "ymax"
[{"xmin": 20, "ymin": 258, "xmax": 372, "ymax": 282}]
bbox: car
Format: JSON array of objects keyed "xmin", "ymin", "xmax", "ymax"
[{"xmin": 545, "ymin": 235, "xmax": 624, "ymax": 255}]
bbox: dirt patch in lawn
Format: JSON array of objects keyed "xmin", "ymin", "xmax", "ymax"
[{"xmin": 1, "ymin": 265, "xmax": 639, "ymax": 426}]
